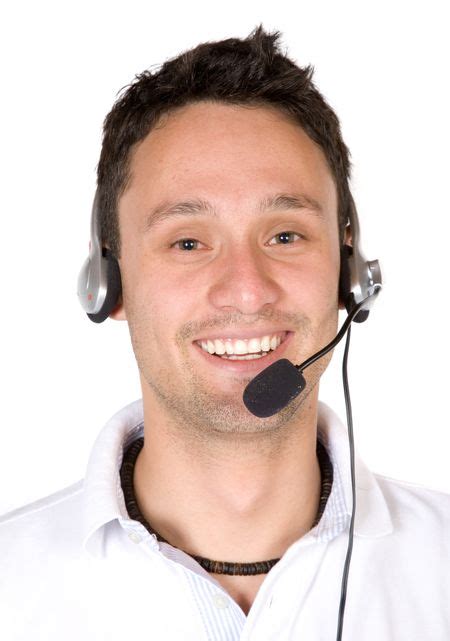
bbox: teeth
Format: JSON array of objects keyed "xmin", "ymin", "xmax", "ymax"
[
  {"xmin": 225, "ymin": 340, "xmax": 234, "ymax": 355},
  {"xmin": 214, "ymin": 339, "xmax": 226, "ymax": 355},
  {"xmin": 234, "ymin": 339, "xmax": 247, "ymax": 355},
  {"xmin": 197, "ymin": 333, "xmax": 285, "ymax": 356},
  {"xmin": 221, "ymin": 353, "xmax": 266, "ymax": 360},
  {"xmin": 247, "ymin": 338, "xmax": 261, "ymax": 353}
]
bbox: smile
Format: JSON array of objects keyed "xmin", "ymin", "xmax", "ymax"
[{"xmin": 195, "ymin": 331, "xmax": 288, "ymax": 360}]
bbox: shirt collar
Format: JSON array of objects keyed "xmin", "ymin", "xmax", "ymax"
[
  {"xmin": 316, "ymin": 403, "xmax": 393, "ymax": 540},
  {"xmin": 82, "ymin": 399, "xmax": 393, "ymax": 559},
  {"xmin": 82, "ymin": 399, "xmax": 145, "ymax": 558}
]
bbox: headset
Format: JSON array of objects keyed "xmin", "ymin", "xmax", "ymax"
[
  {"xmin": 77, "ymin": 191, "xmax": 122, "ymax": 323},
  {"xmin": 77, "ymin": 189, "xmax": 381, "ymax": 323}
]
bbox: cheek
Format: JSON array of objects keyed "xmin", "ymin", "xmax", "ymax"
[
  {"xmin": 273, "ymin": 252, "xmax": 340, "ymax": 307},
  {"xmin": 287, "ymin": 253, "xmax": 341, "ymax": 346},
  {"xmin": 122, "ymin": 262, "xmax": 203, "ymax": 345}
]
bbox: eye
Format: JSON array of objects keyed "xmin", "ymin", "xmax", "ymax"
[
  {"xmin": 268, "ymin": 231, "xmax": 302, "ymax": 245},
  {"xmin": 171, "ymin": 238, "xmax": 201, "ymax": 251}
]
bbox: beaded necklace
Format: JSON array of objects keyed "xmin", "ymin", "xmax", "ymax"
[{"xmin": 120, "ymin": 437, "xmax": 333, "ymax": 575}]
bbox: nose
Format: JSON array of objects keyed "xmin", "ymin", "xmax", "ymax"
[{"xmin": 207, "ymin": 244, "xmax": 282, "ymax": 315}]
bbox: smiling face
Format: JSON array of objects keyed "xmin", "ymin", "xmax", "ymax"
[{"xmin": 112, "ymin": 101, "xmax": 341, "ymax": 438}]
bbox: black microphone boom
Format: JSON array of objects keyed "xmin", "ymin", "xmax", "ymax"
[{"xmin": 242, "ymin": 298, "xmax": 369, "ymax": 418}]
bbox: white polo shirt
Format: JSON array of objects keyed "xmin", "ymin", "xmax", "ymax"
[{"xmin": 1, "ymin": 399, "xmax": 449, "ymax": 640}]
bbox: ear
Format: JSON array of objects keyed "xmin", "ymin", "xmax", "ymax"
[
  {"xmin": 338, "ymin": 225, "xmax": 353, "ymax": 311},
  {"xmin": 343, "ymin": 224, "xmax": 352, "ymax": 247}
]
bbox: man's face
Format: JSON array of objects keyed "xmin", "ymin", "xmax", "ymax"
[{"xmin": 114, "ymin": 101, "xmax": 341, "ymax": 438}]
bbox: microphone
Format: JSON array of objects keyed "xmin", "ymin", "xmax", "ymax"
[{"xmin": 243, "ymin": 297, "xmax": 371, "ymax": 418}]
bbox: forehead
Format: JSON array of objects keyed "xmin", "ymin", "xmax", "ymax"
[{"xmin": 122, "ymin": 101, "xmax": 337, "ymax": 218}]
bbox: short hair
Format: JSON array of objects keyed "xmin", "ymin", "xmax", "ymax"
[{"xmin": 97, "ymin": 25, "xmax": 352, "ymax": 259}]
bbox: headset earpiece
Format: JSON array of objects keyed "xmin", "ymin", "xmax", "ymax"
[
  {"xmin": 77, "ymin": 192, "xmax": 123, "ymax": 323},
  {"xmin": 86, "ymin": 248, "xmax": 122, "ymax": 324},
  {"xmin": 338, "ymin": 195, "xmax": 382, "ymax": 322},
  {"xmin": 339, "ymin": 244, "xmax": 370, "ymax": 323},
  {"xmin": 338, "ymin": 243, "xmax": 352, "ymax": 306}
]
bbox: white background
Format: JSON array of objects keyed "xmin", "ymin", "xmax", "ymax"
[{"xmin": 1, "ymin": 0, "xmax": 449, "ymax": 514}]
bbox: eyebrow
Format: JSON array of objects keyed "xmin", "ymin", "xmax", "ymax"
[{"xmin": 143, "ymin": 192, "xmax": 324, "ymax": 232}]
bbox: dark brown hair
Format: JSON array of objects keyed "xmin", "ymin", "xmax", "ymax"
[{"xmin": 97, "ymin": 25, "xmax": 352, "ymax": 259}]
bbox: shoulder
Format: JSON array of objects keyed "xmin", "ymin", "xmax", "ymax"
[
  {"xmin": 0, "ymin": 480, "xmax": 85, "ymax": 556},
  {"xmin": 375, "ymin": 472, "xmax": 450, "ymax": 513},
  {"xmin": 373, "ymin": 472, "xmax": 450, "ymax": 545},
  {"xmin": 0, "ymin": 479, "xmax": 84, "ymax": 523}
]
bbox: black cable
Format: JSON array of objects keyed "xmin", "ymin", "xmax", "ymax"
[
  {"xmin": 299, "ymin": 299, "xmax": 366, "ymax": 373},
  {"xmin": 335, "ymin": 325, "xmax": 356, "ymax": 641}
]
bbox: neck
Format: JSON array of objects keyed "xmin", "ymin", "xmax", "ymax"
[{"xmin": 132, "ymin": 384, "xmax": 322, "ymax": 565}]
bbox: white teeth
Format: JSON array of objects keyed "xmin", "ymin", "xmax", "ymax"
[
  {"xmin": 234, "ymin": 339, "xmax": 247, "ymax": 355},
  {"xmin": 214, "ymin": 339, "xmax": 226, "ymax": 355},
  {"xmin": 221, "ymin": 353, "xmax": 266, "ymax": 360},
  {"xmin": 197, "ymin": 332, "xmax": 286, "ymax": 356},
  {"xmin": 225, "ymin": 340, "xmax": 234, "ymax": 355},
  {"xmin": 247, "ymin": 338, "xmax": 261, "ymax": 353}
]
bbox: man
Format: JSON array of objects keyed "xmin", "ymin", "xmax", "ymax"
[{"xmin": 1, "ymin": 26, "xmax": 449, "ymax": 640}]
